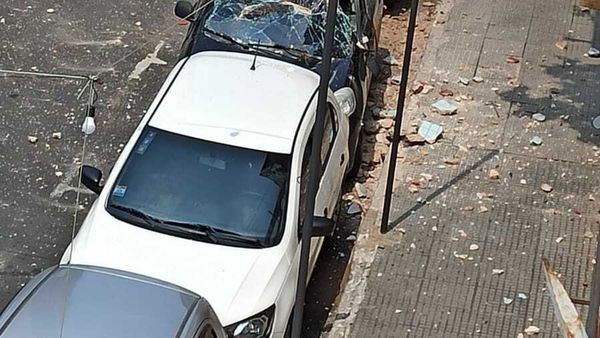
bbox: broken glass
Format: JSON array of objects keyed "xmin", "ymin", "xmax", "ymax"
[{"xmin": 204, "ymin": 0, "xmax": 355, "ymax": 58}]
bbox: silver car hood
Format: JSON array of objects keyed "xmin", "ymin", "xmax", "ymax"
[{"xmin": 0, "ymin": 265, "xmax": 216, "ymax": 338}]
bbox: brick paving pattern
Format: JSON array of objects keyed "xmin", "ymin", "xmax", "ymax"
[{"xmin": 346, "ymin": 0, "xmax": 600, "ymax": 336}]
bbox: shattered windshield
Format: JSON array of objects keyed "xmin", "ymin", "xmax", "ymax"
[{"xmin": 204, "ymin": 0, "xmax": 354, "ymax": 58}]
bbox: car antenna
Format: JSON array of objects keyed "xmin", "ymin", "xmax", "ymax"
[
  {"xmin": 250, "ymin": 40, "xmax": 260, "ymax": 70},
  {"xmin": 250, "ymin": 53, "xmax": 258, "ymax": 70}
]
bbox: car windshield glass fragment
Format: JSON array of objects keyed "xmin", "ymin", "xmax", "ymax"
[
  {"xmin": 204, "ymin": 0, "xmax": 354, "ymax": 58},
  {"xmin": 107, "ymin": 127, "xmax": 290, "ymax": 247}
]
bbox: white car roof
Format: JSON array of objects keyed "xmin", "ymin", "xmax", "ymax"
[{"xmin": 149, "ymin": 51, "xmax": 320, "ymax": 154}]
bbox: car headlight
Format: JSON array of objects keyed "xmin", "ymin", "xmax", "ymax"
[{"xmin": 225, "ymin": 306, "xmax": 275, "ymax": 338}]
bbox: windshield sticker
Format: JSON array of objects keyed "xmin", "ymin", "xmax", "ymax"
[
  {"xmin": 198, "ymin": 154, "xmax": 227, "ymax": 170},
  {"xmin": 112, "ymin": 185, "xmax": 127, "ymax": 198},
  {"xmin": 136, "ymin": 131, "xmax": 157, "ymax": 155}
]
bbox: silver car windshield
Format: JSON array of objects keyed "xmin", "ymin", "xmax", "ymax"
[
  {"xmin": 106, "ymin": 127, "xmax": 290, "ymax": 248},
  {"xmin": 204, "ymin": 0, "xmax": 354, "ymax": 58}
]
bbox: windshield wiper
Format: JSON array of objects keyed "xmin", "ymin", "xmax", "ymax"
[
  {"xmin": 247, "ymin": 42, "xmax": 321, "ymax": 62},
  {"xmin": 110, "ymin": 205, "xmax": 162, "ymax": 228},
  {"xmin": 162, "ymin": 220, "xmax": 265, "ymax": 248},
  {"xmin": 203, "ymin": 28, "xmax": 252, "ymax": 51},
  {"xmin": 109, "ymin": 205, "xmax": 219, "ymax": 244}
]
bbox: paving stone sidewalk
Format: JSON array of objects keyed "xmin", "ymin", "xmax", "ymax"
[{"xmin": 328, "ymin": 0, "xmax": 600, "ymax": 336}]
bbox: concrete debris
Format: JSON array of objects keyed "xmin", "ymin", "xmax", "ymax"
[
  {"xmin": 458, "ymin": 77, "xmax": 470, "ymax": 86},
  {"xmin": 444, "ymin": 158, "xmax": 460, "ymax": 165},
  {"xmin": 404, "ymin": 133, "xmax": 426, "ymax": 145},
  {"xmin": 347, "ymin": 202, "xmax": 362, "ymax": 215},
  {"xmin": 432, "ymin": 99, "xmax": 458, "ymax": 115},
  {"xmin": 492, "ymin": 269, "xmax": 504, "ymax": 275},
  {"xmin": 532, "ymin": 113, "xmax": 546, "ymax": 122},
  {"xmin": 27, "ymin": 136, "xmax": 38, "ymax": 144},
  {"xmin": 503, "ymin": 297, "xmax": 513, "ymax": 305},
  {"xmin": 479, "ymin": 205, "xmax": 489, "ymax": 213},
  {"xmin": 523, "ymin": 326, "xmax": 540, "ymax": 335},
  {"xmin": 542, "ymin": 259, "xmax": 587, "ymax": 338},
  {"xmin": 488, "ymin": 169, "xmax": 500, "ymax": 179},
  {"xmin": 555, "ymin": 39, "xmax": 567, "ymax": 50},
  {"xmin": 379, "ymin": 118, "xmax": 394, "ymax": 129},
  {"xmin": 439, "ymin": 87, "xmax": 454, "ymax": 97},
  {"xmin": 593, "ymin": 116, "xmax": 600, "ymax": 129},
  {"xmin": 420, "ymin": 173, "xmax": 433, "ymax": 181},
  {"xmin": 472, "ymin": 76, "xmax": 484, "ymax": 83},
  {"xmin": 506, "ymin": 55, "xmax": 520, "ymax": 64},
  {"xmin": 375, "ymin": 133, "xmax": 390, "ymax": 144},
  {"xmin": 584, "ymin": 230, "xmax": 594, "ymax": 239},
  {"xmin": 421, "ymin": 84, "xmax": 434, "ymax": 94},
  {"xmin": 382, "ymin": 55, "xmax": 400, "ymax": 65},
  {"xmin": 555, "ymin": 236, "xmax": 564, "ymax": 243},
  {"xmin": 418, "ymin": 120, "xmax": 443, "ymax": 143},
  {"xmin": 51, "ymin": 132, "xmax": 62, "ymax": 140},
  {"xmin": 476, "ymin": 192, "xmax": 493, "ymax": 199},
  {"xmin": 377, "ymin": 108, "xmax": 397, "ymax": 118},
  {"xmin": 453, "ymin": 252, "xmax": 468, "ymax": 260},
  {"xmin": 412, "ymin": 82, "xmax": 424, "ymax": 94},
  {"xmin": 587, "ymin": 47, "xmax": 600, "ymax": 57},
  {"xmin": 355, "ymin": 182, "xmax": 368, "ymax": 198},
  {"xmin": 541, "ymin": 183, "xmax": 553, "ymax": 192},
  {"xmin": 530, "ymin": 136, "xmax": 543, "ymax": 146}
]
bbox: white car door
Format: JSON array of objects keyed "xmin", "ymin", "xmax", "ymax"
[
  {"xmin": 309, "ymin": 103, "xmax": 348, "ymax": 272},
  {"xmin": 314, "ymin": 104, "xmax": 347, "ymax": 219}
]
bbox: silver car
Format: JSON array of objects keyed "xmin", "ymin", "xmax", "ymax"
[{"xmin": 0, "ymin": 265, "xmax": 226, "ymax": 338}]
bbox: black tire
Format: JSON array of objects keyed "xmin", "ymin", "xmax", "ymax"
[{"xmin": 346, "ymin": 127, "xmax": 363, "ymax": 179}]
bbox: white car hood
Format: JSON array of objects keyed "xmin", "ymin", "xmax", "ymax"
[{"xmin": 66, "ymin": 205, "xmax": 290, "ymax": 325}]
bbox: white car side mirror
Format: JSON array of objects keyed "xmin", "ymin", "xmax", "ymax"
[{"xmin": 334, "ymin": 87, "xmax": 356, "ymax": 117}]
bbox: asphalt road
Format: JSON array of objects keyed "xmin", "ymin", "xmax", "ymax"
[{"xmin": 0, "ymin": 1, "xmax": 350, "ymax": 336}]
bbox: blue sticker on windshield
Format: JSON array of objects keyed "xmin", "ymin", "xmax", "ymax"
[
  {"xmin": 112, "ymin": 185, "xmax": 127, "ymax": 198},
  {"xmin": 136, "ymin": 131, "xmax": 157, "ymax": 155}
]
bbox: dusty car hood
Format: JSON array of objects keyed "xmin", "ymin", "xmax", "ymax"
[
  {"xmin": 65, "ymin": 205, "xmax": 290, "ymax": 326},
  {"xmin": 0, "ymin": 266, "xmax": 203, "ymax": 338}
]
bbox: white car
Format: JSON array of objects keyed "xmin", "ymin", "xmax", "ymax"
[{"xmin": 62, "ymin": 50, "xmax": 357, "ymax": 337}]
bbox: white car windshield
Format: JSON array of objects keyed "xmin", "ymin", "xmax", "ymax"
[
  {"xmin": 106, "ymin": 127, "xmax": 290, "ymax": 248},
  {"xmin": 203, "ymin": 0, "xmax": 354, "ymax": 58}
]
